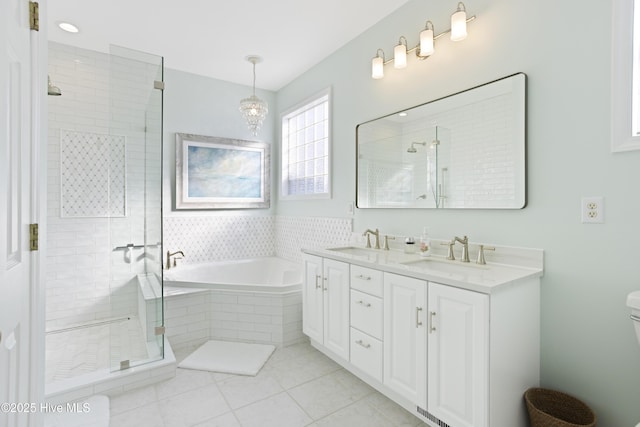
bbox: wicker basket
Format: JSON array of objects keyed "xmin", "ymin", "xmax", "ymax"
[{"xmin": 524, "ymin": 388, "xmax": 596, "ymax": 427}]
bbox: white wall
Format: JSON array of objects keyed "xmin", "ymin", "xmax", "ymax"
[{"xmin": 275, "ymin": 0, "xmax": 640, "ymax": 425}]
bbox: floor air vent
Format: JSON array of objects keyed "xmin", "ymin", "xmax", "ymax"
[{"xmin": 417, "ymin": 406, "xmax": 452, "ymax": 427}]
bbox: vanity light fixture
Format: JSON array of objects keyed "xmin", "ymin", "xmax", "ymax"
[
  {"xmin": 450, "ymin": 2, "xmax": 468, "ymax": 41},
  {"xmin": 372, "ymin": 49, "xmax": 385, "ymax": 79},
  {"xmin": 370, "ymin": 2, "xmax": 475, "ymax": 80},
  {"xmin": 394, "ymin": 37, "xmax": 408, "ymax": 69},
  {"xmin": 419, "ymin": 21, "xmax": 435, "ymax": 57}
]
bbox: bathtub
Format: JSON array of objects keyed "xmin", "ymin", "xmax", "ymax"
[
  {"xmin": 163, "ymin": 256, "xmax": 302, "ymax": 292},
  {"xmin": 162, "ymin": 257, "xmax": 305, "ymax": 348}
]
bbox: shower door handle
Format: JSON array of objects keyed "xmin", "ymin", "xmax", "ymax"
[{"xmin": 113, "ymin": 243, "xmax": 145, "ymax": 251}]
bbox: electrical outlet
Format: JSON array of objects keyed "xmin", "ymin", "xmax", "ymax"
[{"xmin": 581, "ymin": 197, "xmax": 604, "ymax": 223}]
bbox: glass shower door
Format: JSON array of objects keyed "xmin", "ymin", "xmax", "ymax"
[{"xmin": 108, "ymin": 45, "xmax": 164, "ymax": 371}]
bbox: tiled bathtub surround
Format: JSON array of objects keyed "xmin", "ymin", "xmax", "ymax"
[
  {"xmin": 163, "ymin": 216, "xmax": 275, "ymax": 264},
  {"xmin": 161, "ymin": 215, "xmax": 352, "ymax": 352},
  {"xmin": 163, "ymin": 215, "xmax": 353, "ymax": 265},
  {"xmin": 163, "ymin": 287, "xmax": 302, "ymax": 352}
]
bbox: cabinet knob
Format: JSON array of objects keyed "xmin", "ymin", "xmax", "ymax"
[
  {"xmin": 416, "ymin": 307, "xmax": 423, "ymax": 327},
  {"xmin": 356, "ymin": 300, "xmax": 371, "ymax": 308},
  {"xmin": 315, "ymin": 275, "xmax": 322, "ymax": 289}
]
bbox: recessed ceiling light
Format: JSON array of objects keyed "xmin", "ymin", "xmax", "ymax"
[
  {"xmin": 58, "ymin": 22, "xmax": 79, "ymax": 33},
  {"xmin": 398, "ymin": 112, "xmax": 408, "ymax": 117}
]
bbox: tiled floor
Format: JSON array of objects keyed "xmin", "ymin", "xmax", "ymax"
[{"xmin": 109, "ymin": 341, "xmax": 428, "ymax": 427}]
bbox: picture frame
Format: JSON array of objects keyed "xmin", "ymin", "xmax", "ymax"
[{"xmin": 175, "ymin": 133, "xmax": 270, "ymax": 209}]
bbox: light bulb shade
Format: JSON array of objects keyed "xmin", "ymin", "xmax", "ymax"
[
  {"xmin": 394, "ymin": 43, "xmax": 407, "ymax": 69},
  {"xmin": 419, "ymin": 29, "xmax": 435, "ymax": 57},
  {"xmin": 239, "ymin": 95, "xmax": 268, "ymax": 136},
  {"xmin": 372, "ymin": 56, "xmax": 384, "ymax": 79},
  {"xmin": 451, "ymin": 4, "xmax": 468, "ymax": 41}
]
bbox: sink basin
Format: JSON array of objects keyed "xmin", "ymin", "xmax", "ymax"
[{"xmin": 401, "ymin": 258, "xmax": 489, "ymax": 274}]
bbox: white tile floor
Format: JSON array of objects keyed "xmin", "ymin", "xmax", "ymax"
[{"xmin": 109, "ymin": 341, "xmax": 428, "ymax": 427}]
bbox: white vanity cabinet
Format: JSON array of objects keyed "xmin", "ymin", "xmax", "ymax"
[
  {"xmin": 427, "ymin": 282, "xmax": 489, "ymax": 427},
  {"xmin": 302, "ymin": 247, "xmax": 541, "ymax": 427},
  {"xmin": 302, "ymin": 254, "xmax": 350, "ymax": 360},
  {"xmin": 383, "ymin": 272, "xmax": 427, "ymax": 409}
]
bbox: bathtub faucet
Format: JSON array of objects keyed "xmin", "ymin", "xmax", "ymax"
[{"xmin": 166, "ymin": 250, "xmax": 185, "ymax": 270}]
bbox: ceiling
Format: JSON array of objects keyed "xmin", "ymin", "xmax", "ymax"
[{"xmin": 47, "ymin": 0, "xmax": 410, "ymax": 91}]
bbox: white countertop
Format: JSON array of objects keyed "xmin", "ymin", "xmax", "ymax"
[{"xmin": 303, "ymin": 245, "xmax": 543, "ymax": 294}]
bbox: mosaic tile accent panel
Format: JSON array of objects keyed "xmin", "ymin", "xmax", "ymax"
[
  {"xmin": 275, "ymin": 216, "xmax": 353, "ymax": 263},
  {"xmin": 163, "ymin": 216, "xmax": 275, "ymax": 264},
  {"xmin": 60, "ymin": 129, "xmax": 126, "ymax": 217},
  {"xmin": 164, "ymin": 215, "xmax": 352, "ymax": 265}
]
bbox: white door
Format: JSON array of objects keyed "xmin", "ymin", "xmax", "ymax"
[
  {"xmin": 302, "ymin": 254, "xmax": 324, "ymax": 343},
  {"xmin": 0, "ymin": 1, "xmax": 37, "ymax": 426},
  {"xmin": 322, "ymin": 258, "xmax": 349, "ymax": 360},
  {"xmin": 383, "ymin": 272, "xmax": 427, "ymax": 408},
  {"xmin": 428, "ymin": 282, "xmax": 489, "ymax": 427}
]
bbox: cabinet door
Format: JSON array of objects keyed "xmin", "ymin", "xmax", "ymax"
[
  {"xmin": 383, "ymin": 273, "xmax": 427, "ymax": 408},
  {"xmin": 302, "ymin": 254, "xmax": 324, "ymax": 343},
  {"xmin": 323, "ymin": 258, "xmax": 350, "ymax": 360},
  {"xmin": 428, "ymin": 282, "xmax": 489, "ymax": 427}
]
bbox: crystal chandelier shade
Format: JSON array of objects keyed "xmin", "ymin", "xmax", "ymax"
[{"xmin": 239, "ymin": 56, "xmax": 268, "ymax": 136}]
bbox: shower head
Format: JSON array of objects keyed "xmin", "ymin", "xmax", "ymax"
[
  {"xmin": 48, "ymin": 75, "xmax": 62, "ymax": 96},
  {"xmin": 407, "ymin": 141, "xmax": 426, "ymax": 153}
]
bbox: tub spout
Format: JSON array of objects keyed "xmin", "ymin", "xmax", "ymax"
[{"xmin": 166, "ymin": 250, "xmax": 185, "ymax": 270}]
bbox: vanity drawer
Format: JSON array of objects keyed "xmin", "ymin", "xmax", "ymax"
[
  {"xmin": 350, "ymin": 265, "xmax": 383, "ymax": 297},
  {"xmin": 350, "ymin": 289, "xmax": 383, "ymax": 340},
  {"xmin": 350, "ymin": 328, "xmax": 383, "ymax": 382}
]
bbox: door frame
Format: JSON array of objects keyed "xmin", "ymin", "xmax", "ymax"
[{"xmin": 29, "ymin": 1, "xmax": 48, "ymax": 425}]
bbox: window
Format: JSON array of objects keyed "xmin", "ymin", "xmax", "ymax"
[
  {"xmin": 612, "ymin": 0, "xmax": 640, "ymax": 151},
  {"xmin": 281, "ymin": 88, "xmax": 331, "ymax": 198}
]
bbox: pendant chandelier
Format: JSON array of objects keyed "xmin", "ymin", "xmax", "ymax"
[{"xmin": 239, "ymin": 55, "xmax": 268, "ymax": 136}]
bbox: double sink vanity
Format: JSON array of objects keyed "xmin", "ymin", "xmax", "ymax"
[{"xmin": 302, "ymin": 238, "xmax": 543, "ymax": 427}]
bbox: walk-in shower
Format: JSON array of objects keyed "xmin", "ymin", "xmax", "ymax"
[{"xmin": 46, "ymin": 43, "xmax": 170, "ymax": 400}]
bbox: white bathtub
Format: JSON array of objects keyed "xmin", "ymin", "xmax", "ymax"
[
  {"xmin": 162, "ymin": 257, "xmax": 305, "ymax": 348},
  {"xmin": 163, "ymin": 256, "xmax": 302, "ymax": 292}
]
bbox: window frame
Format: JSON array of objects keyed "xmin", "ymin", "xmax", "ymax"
[
  {"xmin": 279, "ymin": 87, "xmax": 332, "ymax": 200},
  {"xmin": 612, "ymin": 0, "xmax": 640, "ymax": 152}
]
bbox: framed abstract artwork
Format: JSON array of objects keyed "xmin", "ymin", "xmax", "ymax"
[{"xmin": 175, "ymin": 133, "xmax": 270, "ymax": 209}]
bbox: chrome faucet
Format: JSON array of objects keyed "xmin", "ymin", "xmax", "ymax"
[
  {"xmin": 166, "ymin": 250, "xmax": 185, "ymax": 269},
  {"xmin": 453, "ymin": 236, "xmax": 470, "ymax": 262},
  {"xmin": 363, "ymin": 228, "xmax": 380, "ymax": 249}
]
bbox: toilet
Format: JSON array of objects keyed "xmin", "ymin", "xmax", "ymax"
[
  {"xmin": 626, "ymin": 291, "xmax": 640, "ymax": 427},
  {"xmin": 627, "ymin": 291, "xmax": 640, "ymax": 340}
]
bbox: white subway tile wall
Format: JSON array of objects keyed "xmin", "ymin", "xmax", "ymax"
[{"xmin": 47, "ymin": 42, "xmax": 162, "ymax": 331}]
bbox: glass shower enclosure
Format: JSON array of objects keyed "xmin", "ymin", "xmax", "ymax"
[
  {"xmin": 108, "ymin": 45, "xmax": 164, "ymax": 371},
  {"xmin": 45, "ymin": 43, "xmax": 164, "ymax": 387}
]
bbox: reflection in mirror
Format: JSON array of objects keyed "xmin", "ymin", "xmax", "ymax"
[{"xmin": 356, "ymin": 73, "xmax": 526, "ymax": 209}]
